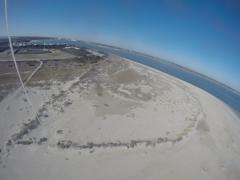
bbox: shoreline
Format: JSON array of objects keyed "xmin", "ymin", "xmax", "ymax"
[{"xmin": 119, "ymin": 54, "xmax": 240, "ymax": 118}]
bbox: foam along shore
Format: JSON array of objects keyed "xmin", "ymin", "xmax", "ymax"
[{"xmin": 0, "ymin": 55, "xmax": 240, "ymax": 180}]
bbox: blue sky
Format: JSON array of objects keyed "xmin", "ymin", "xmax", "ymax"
[{"xmin": 0, "ymin": 0, "xmax": 240, "ymax": 91}]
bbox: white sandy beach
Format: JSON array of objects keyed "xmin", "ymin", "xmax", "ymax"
[{"xmin": 0, "ymin": 55, "xmax": 240, "ymax": 180}]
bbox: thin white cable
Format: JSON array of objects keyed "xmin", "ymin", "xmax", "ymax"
[
  {"xmin": 4, "ymin": 0, "xmax": 33, "ymax": 107},
  {"xmin": 4, "ymin": 0, "xmax": 36, "ymax": 111}
]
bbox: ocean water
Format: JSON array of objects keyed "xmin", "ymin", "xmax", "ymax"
[{"xmin": 34, "ymin": 39, "xmax": 240, "ymax": 113}]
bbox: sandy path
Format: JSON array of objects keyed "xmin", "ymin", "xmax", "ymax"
[{"xmin": 23, "ymin": 60, "xmax": 43, "ymax": 85}]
